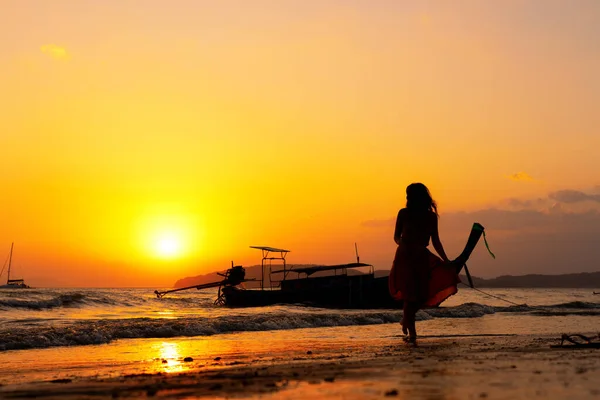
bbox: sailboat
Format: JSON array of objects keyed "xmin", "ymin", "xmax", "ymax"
[{"xmin": 0, "ymin": 243, "xmax": 30, "ymax": 289}]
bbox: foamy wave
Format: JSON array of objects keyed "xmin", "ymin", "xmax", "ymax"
[
  {"xmin": 0, "ymin": 312, "xmax": 399, "ymax": 351},
  {"xmin": 529, "ymin": 310, "xmax": 600, "ymax": 317},
  {"xmin": 550, "ymin": 301, "xmax": 600, "ymax": 309},
  {"xmin": 424, "ymin": 302, "xmax": 496, "ymax": 318},
  {"xmin": 494, "ymin": 301, "xmax": 600, "ymax": 315},
  {"xmin": 1, "ymin": 299, "xmax": 599, "ymax": 351},
  {"xmin": 0, "ymin": 293, "xmax": 116, "ymax": 310},
  {"xmin": 0, "ymin": 303, "xmax": 509, "ymax": 351}
]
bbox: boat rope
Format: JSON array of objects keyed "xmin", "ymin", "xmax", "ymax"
[
  {"xmin": 459, "ymin": 282, "xmax": 557, "ymax": 312},
  {"xmin": 456, "ymin": 230, "xmax": 556, "ymax": 311},
  {"xmin": 459, "ymin": 282, "xmax": 524, "ymax": 307}
]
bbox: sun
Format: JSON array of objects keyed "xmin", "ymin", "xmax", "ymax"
[
  {"xmin": 136, "ymin": 207, "xmax": 201, "ymax": 260},
  {"xmin": 156, "ymin": 236, "xmax": 181, "ymax": 258}
]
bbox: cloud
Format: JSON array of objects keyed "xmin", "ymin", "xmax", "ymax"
[
  {"xmin": 500, "ymin": 189, "xmax": 600, "ymax": 212},
  {"xmin": 504, "ymin": 197, "xmax": 546, "ymax": 209},
  {"xmin": 442, "ymin": 209, "xmax": 552, "ymax": 231},
  {"xmin": 549, "ymin": 190, "xmax": 600, "ymax": 204},
  {"xmin": 508, "ymin": 172, "xmax": 534, "ymax": 181},
  {"xmin": 40, "ymin": 44, "xmax": 69, "ymax": 60},
  {"xmin": 442, "ymin": 208, "xmax": 600, "ymax": 276}
]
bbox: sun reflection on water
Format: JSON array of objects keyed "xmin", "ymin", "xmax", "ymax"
[
  {"xmin": 153, "ymin": 342, "xmax": 188, "ymax": 374},
  {"xmin": 155, "ymin": 310, "xmax": 177, "ymax": 319}
]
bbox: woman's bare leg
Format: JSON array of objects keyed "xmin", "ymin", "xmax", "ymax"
[
  {"xmin": 405, "ymin": 301, "xmax": 418, "ymax": 341},
  {"xmin": 401, "ymin": 301, "xmax": 409, "ymax": 335}
]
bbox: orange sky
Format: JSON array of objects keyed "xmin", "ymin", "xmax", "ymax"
[{"xmin": 1, "ymin": 1, "xmax": 599, "ymax": 287}]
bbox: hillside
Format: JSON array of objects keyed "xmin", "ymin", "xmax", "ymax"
[
  {"xmin": 174, "ymin": 267, "xmax": 600, "ymax": 289},
  {"xmin": 461, "ymin": 272, "xmax": 600, "ymax": 288}
]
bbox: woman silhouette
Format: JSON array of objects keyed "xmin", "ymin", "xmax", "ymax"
[{"xmin": 388, "ymin": 183, "xmax": 459, "ymax": 342}]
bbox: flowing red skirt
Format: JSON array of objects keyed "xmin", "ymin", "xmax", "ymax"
[{"xmin": 388, "ymin": 243, "xmax": 460, "ymax": 307}]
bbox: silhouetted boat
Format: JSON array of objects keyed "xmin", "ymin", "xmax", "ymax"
[
  {"xmin": 219, "ymin": 246, "xmax": 397, "ymax": 308},
  {"xmin": 0, "ymin": 243, "xmax": 30, "ymax": 289},
  {"xmin": 156, "ymin": 246, "xmax": 395, "ymax": 308}
]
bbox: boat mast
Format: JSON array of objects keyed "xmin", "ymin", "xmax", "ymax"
[{"xmin": 7, "ymin": 242, "xmax": 13, "ymax": 284}]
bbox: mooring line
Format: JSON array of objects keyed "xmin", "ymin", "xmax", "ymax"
[{"xmin": 459, "ymin": 282, "xmax": 550, "ymax": 312}]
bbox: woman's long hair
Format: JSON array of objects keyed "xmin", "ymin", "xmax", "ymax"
[{"xmin": 406, "ymin": 183, "xmax": 438, "ymax": 216}]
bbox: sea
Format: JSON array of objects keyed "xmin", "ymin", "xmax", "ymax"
[
  {"xmin": 1, "ymin": 286, "xmax": 599, "ymax": 384},
  {"xmin": 2, "ymin": 286, "xmax": 599, "ymax": 351}
]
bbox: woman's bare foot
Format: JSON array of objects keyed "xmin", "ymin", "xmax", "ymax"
[
  {"xmin": 408, "ymin": 326, "xmax": 417, "ymax": 342},
  {"xmin": 402, "ymin": 335, "xmax": 417, "ymax": 344}
]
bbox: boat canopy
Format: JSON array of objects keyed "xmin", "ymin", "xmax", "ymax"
[
  {"xmin": 250, "ymin": 246, "xmax": 291, "ymax": 289},
  {"xmin": 249, "ymin": 246, "xmax": 290, "ymax": 253},
  {"xmin": 273, "ymin": 262, "xmax": 373, "ymax": 276}
]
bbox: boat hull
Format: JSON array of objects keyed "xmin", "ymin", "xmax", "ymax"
[
  {"xmin": 222, "ymin": 275, "xmax": 398, "ymax": 309},
  {"xmin": 0, "ymin": 283, "xmax": 30, "ymax": 289}
]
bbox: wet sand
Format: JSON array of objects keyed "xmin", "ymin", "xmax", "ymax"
[{"xmin": 1, "ymin": 332, "xmax": 598, "ymax": 399}]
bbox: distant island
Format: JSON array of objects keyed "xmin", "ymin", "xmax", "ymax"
[
  {"xmin": 173, "ymin": 266, "xmax": 600, "ymax": 289},
  {"xmin": 459, "ymin": 272, "xmax": 600, "ymax": 288}
]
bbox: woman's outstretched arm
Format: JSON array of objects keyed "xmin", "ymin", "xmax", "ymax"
[{"xmin": 431, "ymin": 214, "xmax": 449, "ymax": 262}]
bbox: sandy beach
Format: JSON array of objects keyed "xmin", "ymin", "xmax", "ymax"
[{"xmin": 1, "ymin": 328, "xmax": 598, "ymax": 399}]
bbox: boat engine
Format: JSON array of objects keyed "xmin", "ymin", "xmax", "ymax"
[
  {"xmin": 154, "ymin": 263, "xmax": 248, "ymax": 300},
  {"xmin": 219, "ymin": 265, "xmax": 246, "ymax": 286},
  {"xmin": 214, "ymin": 265, "xmax": 246, "ymax": 305}
]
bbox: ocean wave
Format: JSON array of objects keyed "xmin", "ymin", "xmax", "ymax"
[
  {"xmin": 0, "ymin": 312, "xmax": 400, "ymax": 351},
  {"xmin": 549, "ymin": 301, "xmax": 600, "ymax": 309},
  {"xmin": 424, "ymin": 302, "xmax": 496, "ymax": 318},
  {"xmin": 0, "ymin": 302, "xmax": 524, "ymax": 351},
  {"xmin": 1, "ymin": 299, "xmax": 599, "ymax": 351},
  {"xmin": 156, "ymin": 295, "xmax": 217, "ymax": 308},
  {"xmin": 529, "ymin": 310, "xmax": 600, "ymax": 317},
  {"xmin": 493, "ymin": 301, "xmax": 600, "ymax": 314},
  {"xmin": 0, "ymin": 293, "xmax": 118, "ymax": 310}
]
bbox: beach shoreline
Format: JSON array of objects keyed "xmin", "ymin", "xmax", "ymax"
[{"xmin": 1, "ymin": 331, "xmax": 598, "ymax": 399}]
